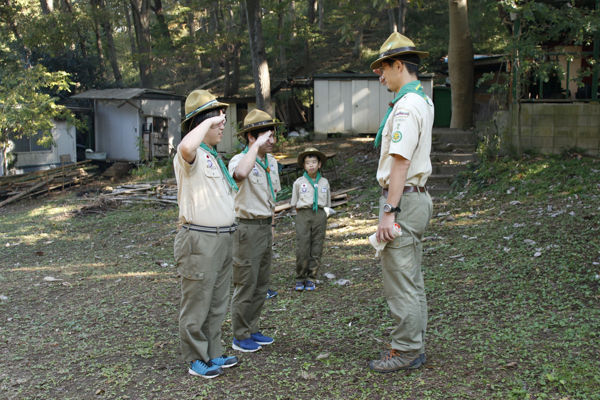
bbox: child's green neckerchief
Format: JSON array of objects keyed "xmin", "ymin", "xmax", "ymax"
[
  {"xmin": 200, "ymin": 143, "xmax": 238, "ymax": 192},
  {"xmin": 374, "ymin": 80, "xmax": 427, "ymax": 148},
  {"xmin": 242, "ymin": 146, "xmax": 275, "ymax": 201},
  {"xmin": 303, "ymin": 171, "xmax": 322, "ymax": 213}
]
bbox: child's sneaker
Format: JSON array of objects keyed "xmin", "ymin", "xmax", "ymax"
[
  {"xmin": 251, "ymin": 332, "xmax": 274, "ymax": 345},
  {"xmin": 294, "ymin": 282, "xmax": 305, "ymax": 291},
  {"xmin": 232, "ymin": 338, "xmax": 262, "ymax": 352},
  {"xmin": 266, "ymin": 289, "xmax": 277, "ymax": 299},
  {"xmin": 305, "ymin": 281, "xmax": 316, "ymax": 291},
  {"xmin": 188, "ymin": 359, "xmax": 224, "ymax": 378},
  {"xmin": 210, "ymin": 355, "xmax": 239, "ymax": 368}
]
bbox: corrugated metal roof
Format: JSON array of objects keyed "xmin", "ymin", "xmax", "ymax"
[{"xmin": 70, "ymin": 88, "xmax": 185, "ymax": 101}]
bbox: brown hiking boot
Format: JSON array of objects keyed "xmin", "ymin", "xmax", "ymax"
[{"xmin": 369, "ymin": 349, "xmax": 422, "ymax": 373}]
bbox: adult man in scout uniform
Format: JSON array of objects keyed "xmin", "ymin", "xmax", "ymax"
[
  {"xmin": 174, "ymin": 90, "xmax": 240, "ymax": 378},
  {"xmin": 369, "ymin": 32, "xmax": 434, "ymax": 372},
  {"xmin": 228, "ymin": 109, "xmax": 282, "ymax": 352}
]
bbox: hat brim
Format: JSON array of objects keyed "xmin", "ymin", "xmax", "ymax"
[
  {"xmin": 297, "ymin": 150, "xmax": 327, "ymax": 168},
  {"xmin": 180, "ymin": 101, "xmax": 229, "ymax": 134},
  {"xmin": 237, "ymin": 121, "xmax": 284, "ymax": 144},
  {"xmin": 370, "ymin": 50, "xmax": 429, "ymax": 70}
]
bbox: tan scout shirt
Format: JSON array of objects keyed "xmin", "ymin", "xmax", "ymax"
[
  {"xmin": 173, "ymin": 147, "xmax": 236, "ymax": 227},
  {"xmin": 229, "ymin": 153, "xmax": 281, "ymax": 219},
  {"xmin": 377, "ymin": 92, "xmax": 434, "ymax": 188},
  {"xmin": 291, "ymin": 175, "xmax": 332, "ymax": 209}
]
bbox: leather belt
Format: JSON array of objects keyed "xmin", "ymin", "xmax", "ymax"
[
  {"xmin": 382, "ymin": 186, "xmax": 427, "ymax": 198},
  {"xmin": 183, "ymin": 223, "xmax": 238, "ymax": 234},
  {"xmin": 238, "ymin": 217, "xmax": 272, "ymax": 226}
]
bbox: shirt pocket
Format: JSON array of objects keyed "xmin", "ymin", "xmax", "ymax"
[{"xmin": 203, "ymin": 167, "xmax": 220, "ymax": 178}]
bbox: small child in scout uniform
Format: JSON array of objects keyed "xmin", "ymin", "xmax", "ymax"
[
  {"xmin": 290, "ymin": 148, "xmax": 331, "ymax": 291},
  {"xmin": 173, "ymin": 90, "xmax": 240, "ymax": 379}
]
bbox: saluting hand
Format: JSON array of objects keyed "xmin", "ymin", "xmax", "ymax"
[
  {"xmin": 254, "ymin": 130, "xmax": 274, "ymax": 146},
  {"xmin": 205, "ymin": 114, "xmax": 226, "ymax": 129}
]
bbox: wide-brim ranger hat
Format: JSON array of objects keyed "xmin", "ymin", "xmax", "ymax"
[
  {"xmin": 237, "ymin": 109, "xmax": 283, "ymax": 144},
  {"xmin": 180, "ymin": 90, "xmax": 229, "ymax": 134},
  {"xmin": 370, "ymin": 32, "xmax": 429, "ymax": 70},
  {"xmin": 297, "ymin": 147, "xmax": 327, "ymax": 168}
]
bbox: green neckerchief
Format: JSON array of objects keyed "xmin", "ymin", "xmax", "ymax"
[
  {"xmin": 199, "ymin": 143, "xmax": 238, "ymax": 192},
  {"xmin": 374, "ymin": 80, "xmax": 427, "ymax": 148},
  {"xmin": 242, "ymin": 146, "xmax": 275, "ymax": 201},
  {"xmin": 303, "ymin": 171, "xmax": 322, "ymax": 212}
]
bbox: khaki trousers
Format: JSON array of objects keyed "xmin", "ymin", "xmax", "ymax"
[
  {"xmin": 174, "ymin": 228, "xmax": 233, "ymax": 363},
  {"xmin": 231, "ymin": 219, "xmax": 272, "ymax": 340},
  {"xmin": 379, "ymin": 191, "xmax": 432, "ymax": 353},
  {"xmin": 295, "ymin": 208, "xmax": 327, "ymax": 283}
]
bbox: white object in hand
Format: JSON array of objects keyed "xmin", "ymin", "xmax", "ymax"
[{"xmin": 369, "ymin": 223, "xmax": 402, "ymax": 257}]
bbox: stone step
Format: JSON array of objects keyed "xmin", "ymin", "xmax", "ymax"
[
  {"xmin": 431, "ymin": 142, "xmax": 477, "ymax": 153},
  {"xmin": 427, "ymin": 184, "xmax": 453, "ymax": 196},
  {"xmin": 430, "ymin": 152, "xmax": 479, "ymax": 163},
  {"xmin": 432, "ymin": 128, "xmax": 478, "ymax": 144},
  {"xmin": 432, "ymin": 162, "xmax": 469, "ymax": 175},
  {"xmin": 427, "ymin": 174, "xmax": 455, "ymax": 185}
]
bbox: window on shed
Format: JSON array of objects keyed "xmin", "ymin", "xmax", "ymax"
[{"xmin": 10, "ymin": 131, "xmax": 51, "ymax": 152}]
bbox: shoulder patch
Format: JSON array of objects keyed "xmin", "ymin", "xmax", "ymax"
[
  {"xmin": 394, "ymin": 108, "xmax": 410, "ymax": 118},
  {"xmin": 392, "ymin": 131, "xmax": 402, "ymax": 143}
]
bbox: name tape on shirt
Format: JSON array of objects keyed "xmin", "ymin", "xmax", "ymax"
[{"xmin": 321, "ymin": 186, "xmax": 327, "ymax": 193}]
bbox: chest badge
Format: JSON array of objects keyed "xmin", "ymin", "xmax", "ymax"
[{"xmin": 301, "ymin": 183, "xmax": 308, "ymax": 193}]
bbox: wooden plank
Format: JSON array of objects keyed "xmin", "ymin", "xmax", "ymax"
[
  {"xmin": 274, "ymin": 203, "xmax": 292, "ymax": 213},
  {"xmin": 330, "ymin": 186, "xmax": 361, "ymax": 197},
  {"xmin": 0, "ymin": 178, "xmax": 54, "ymax": 207},
  {"xmin": 330, "ymin": 199, "xmax": 349, "ymax": 208}
]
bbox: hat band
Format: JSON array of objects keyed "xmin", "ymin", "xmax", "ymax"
[
  {"xmin": 378, "ymin": 46, "xmax": 417, "ymax": 59},
  {"xmin": 243, "ymin": 120, "xmax": 275, "ymax": 130},
  {"xmin": 185, "ymin": 99, "xmax": 218, "ymax": 119}
]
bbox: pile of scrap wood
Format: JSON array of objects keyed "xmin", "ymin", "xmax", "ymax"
[
  {"xmin": 0, "ymin": 161, "xmax": 97, "ymax": 207},
  {"xmin": 274, "ymin": 186, "xmax": 360, "ymax": 217},
  {"xmin": 276, "ymin": 97, "xmax": 311, "ymax": 127},
  {"xmin": 94, "ymin": 179, "xmax": 178, "ymax": 205}
]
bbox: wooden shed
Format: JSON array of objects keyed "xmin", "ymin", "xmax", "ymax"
[
  {"xmin": 70, "ymin": 89, "xmax": 185, "ymax": 162},
  {"xmin": 313, "ymin": 73, "xmax": 434, "ymax": 136}
]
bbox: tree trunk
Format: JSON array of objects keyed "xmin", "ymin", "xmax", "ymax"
[
  {"xmin": 125, "ymin": 5, "xmax": 138, "ymax": 57},
  {"xmin": 209, "ymin": 1, "xmax": 221, "ymax": 77},
  {"xmin": 246, "ymin": 0, "xmax": 273, "ymax": 115},
  {"xmin": 231, "ymin": 42, "xmax": 242, "ymax": 94},
  {"xmin": 389, "ymin": 8, "xmax": 397, "ymax": 32},
  {"xmin": 130, "ymin": 0, "xmax": 153, "ymax": 88},
  {"xmin": 185, "ymin": 0, "xmax": 196, "ymax": 39},
  {"xmin": 398, "ymin": 0, "xmax": 407, "ymax": 34},
  {"xmin": 151, "ymin": 0, "xmax": 173, "ymax": 47},
  {"xmin": 1, "ymin": 0, "xmax": 30, "ymax": 61},
  {"xmin": 91, "ymin": 14, "xmax": 106, "ymax": 78},
  {"xmin": 290, "ymin": 0, "xmax": 296, "ymax": 39},
  {"xmin": 61, "ymin": 0, "xmax": 88, "ymax": 59},
  {"xmin": 307, "ymin": 0, "xmax": 316, "ymax": 24},
  {"xmin": 97, "ymin": 0, "xmax": 123, "ymax": 86},
  {"xmin": 448, "ymin": 0, "xmax": 474, "ymax": 129},
  {"xmin": 352, "ymin": 25, "xmax": 363, "ymax": 60},
  {"xmin": 318, "ymin": 0, "xmax": 324, "ymax": 30},
  {"xmin": 278, "ymin": 0, "xmax": 287, "ymax": 75},
  {"xmin": 40, "ymin": 0, "xmax": 53, "ymax": 14}
]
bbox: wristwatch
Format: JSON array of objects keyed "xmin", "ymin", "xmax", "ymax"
[{"xmin": 383, "ymin": 203, "xmax": 401, "ymax": 213}]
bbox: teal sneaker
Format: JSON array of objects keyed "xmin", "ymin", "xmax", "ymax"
[
  {"xmin": 210, "ymin": 355, "xmax": 239, "ymax": 368},
  {"xmin": 188, "ymin": 359, "xmax": 224, "ymax": 379}
]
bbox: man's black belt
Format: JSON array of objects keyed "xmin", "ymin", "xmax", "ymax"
[
  {"xmin": 382, "ymin": 186, "xmax": 427, "ymax": 197},
  {"xmin": 238, "ymin": 217, "xmax": 272, "ymax": 226},
  {"xmin": 182, "ymin": 223, "xmax": 238, "ymax": 233}
]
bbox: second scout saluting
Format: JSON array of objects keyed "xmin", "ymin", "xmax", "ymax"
[
  {"xmin": 228, "ymin": 110, "xmax": 282, "ymax": 353},
  {"xmin": 290, "ymin": 148, "xmax": 331, "ymax": 291}
]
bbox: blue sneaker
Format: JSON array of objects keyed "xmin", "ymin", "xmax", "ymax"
[
  {"xmin": 266, "ymin": 289, "xmax": 277, "ymax": 299},
  {"xmin": 305, "ymin": 281, "xmax": 316, "ymax": 291},
  {"xmin": 188, "ymin": 359, "xmax": 224, "ymax": 379},
  {"xmin": 295, "ymin": 282, "xmax": 305, "ymax": 291},
  {"xmin": 210, "ymin": 354, "xmax": 239, "ymax": 368},
  {"xmin": 251, "ymin": 332, "xmax": 274, "ymax": 345},
  {"xmin": 232, "ymin": 338, "xmax": 262, "ymax": 352}
]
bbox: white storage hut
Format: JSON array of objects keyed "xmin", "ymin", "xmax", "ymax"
[
  {"xmin": 313, "ymin": 73, "xmax": 434, "ymax": 135},
  {"xmin": 70, "ymin": 89, "xmax": 185, "ymax": 162}
]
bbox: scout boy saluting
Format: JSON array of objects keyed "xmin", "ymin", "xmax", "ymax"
[
  {"xmin": 173, "ymin": 90, "xmax": 240, "ymax": 379},
  {"xmin": 290, "ymin": 148, "xmax": 331, "ymax": 291},
  {"xmin": 369, "ymin": 32, "xmax": 434, "ymax": 373},
  {"xmin": 228, "ymin": 109, "xmax": 282, "ymax": 353}
]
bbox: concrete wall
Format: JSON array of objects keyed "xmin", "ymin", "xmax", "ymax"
[{"xmin": 493, "ymin": 103, "xmax": 600, "ymax": 156}]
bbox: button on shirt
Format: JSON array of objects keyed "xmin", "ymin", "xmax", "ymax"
[
  {"xmin": 377, "ymin": 92, "xmax": 434, "ymax": 188},
  {"xmin": 290, "ymin": 175, "xmax": 332, "ymax": 209},
  {"xmin": 229, "ymin": 153, "xmax": 281, "ymax": 219},
  {"xmin": 173, "ymin": 147, "xmax": 236, "ymax": 227}
]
